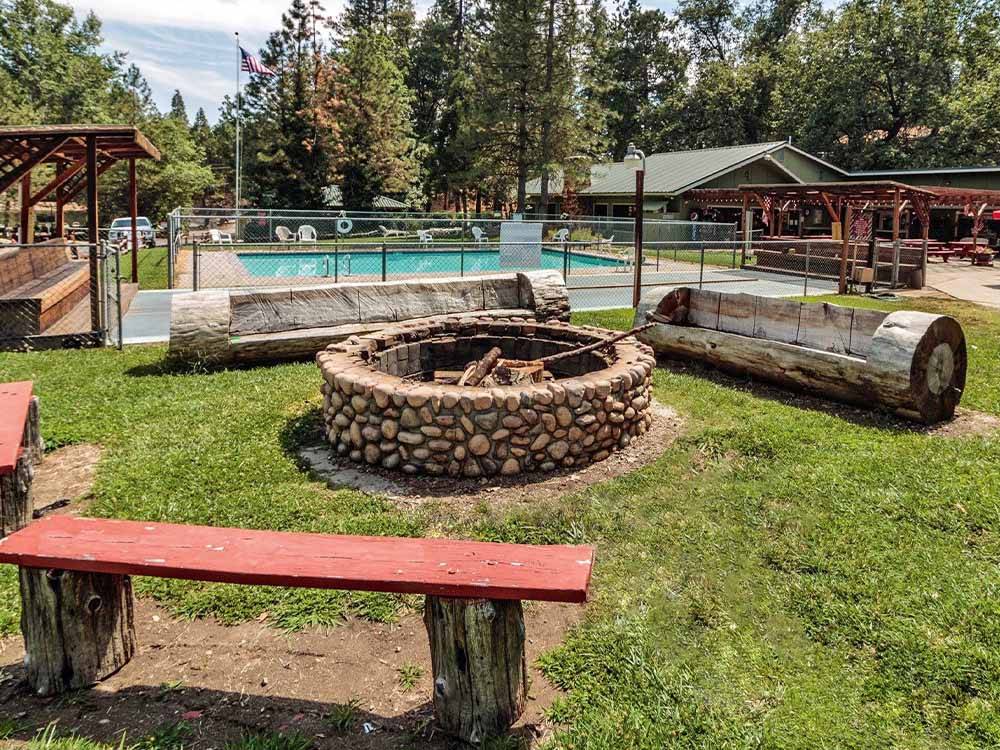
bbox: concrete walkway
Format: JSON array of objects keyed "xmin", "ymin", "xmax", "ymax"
[{"xmin": 924, "ymin": 261, "xmax": 1000, "ymax": 308}]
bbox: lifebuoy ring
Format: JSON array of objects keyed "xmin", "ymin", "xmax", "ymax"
[
  {"xmin": 689, "ymin": 209, "xmax": 702, "ymax": 222},
  {"xmin": 337, "ymin": 218, "xmax": 353, "ymax": 235}
]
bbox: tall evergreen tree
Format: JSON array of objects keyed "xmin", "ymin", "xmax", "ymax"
[
  {"xmin": 314, "ymin": 30, "xmax": 419, "ymax": 208},
  {"xmin": 473, "ymin": 0, "xmax": 547, "ymax": 212},
  {"xmin": 409, "ymin": 0, "xmax": 478, "ymax": 210},
  {"xmin": 169, "ymin": 89, "xmax": 188, "ymax": 124},
  {"xmin": 243, "ymin": 0, "xmax": 328, "ymax": 207}
]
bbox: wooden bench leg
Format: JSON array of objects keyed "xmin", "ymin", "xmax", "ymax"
[
  {"xmin": 19, "ymin": 568, "xmax": 136, "ymax": 696},
  {"xmin": 424, "ymin": 596, "xmax": 527, "ymax": 744}
]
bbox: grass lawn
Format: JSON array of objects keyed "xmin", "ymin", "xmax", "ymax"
[
  {"xmin": 129, "ymin": 246, "xmax": 169, "ymax": 290},
  {"xmin": 2, "ymin": 295, "xmax": 1000, "ymax": 748}
]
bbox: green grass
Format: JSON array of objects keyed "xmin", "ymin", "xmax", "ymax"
[
  {"xmin": 130, "ymin": 247, "xmax": 169, "ymax": 289},
  {"xmin": 2, "ymin": 295, "xmax": 1000, "ymax": 747}
]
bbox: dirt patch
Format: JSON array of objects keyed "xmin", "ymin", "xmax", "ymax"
[
  {"xmin": 298, "ymin": 401, "xmax": 682, "ymax": 508},
  {"xmin": 0, "ymin": 598, "xmax": 581, "ymax": 748},
  {"xmin": 924, "ymin": 408, "xmax": 1000, "ymax": 438},
  {"xmin": 30, "ymin": 443, "xmax": 102, "ymax": 513}
]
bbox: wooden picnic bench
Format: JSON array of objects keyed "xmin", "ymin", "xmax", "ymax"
[
  {"xmin": 0, "ymin": 243, "xmax": 89, "ymax": 336},
  {"xmin": 0, "ymin": 515, "xmax": 593, "ymax": 744},
  {"xmin": 0, "ymin": 381, "xmax": 42, "ymax": 537}
]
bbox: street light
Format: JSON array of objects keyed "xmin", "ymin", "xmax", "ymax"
[{"xmin": 624, "ymin": 143, "xmax": 646, "ymax": 307}]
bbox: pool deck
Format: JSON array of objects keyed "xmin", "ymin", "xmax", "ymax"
[{"xmin": 121, "ymin": 268, "xmax": 837, "ymax": 345}]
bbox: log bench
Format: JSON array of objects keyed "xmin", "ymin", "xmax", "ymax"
[
  {"xmin": 0, "ymin": 515, "xmax": 593, "ymax": 744},
  {"xmin": 0, "ymin": 244, "xmax": 90, "ymax": 336},
  {"xmin": 0, "ymin": 381, "xmax": 42, "ymax": 537},
  {"xmin": 635, "ymin": 287, "xmax": 966, "ymax": 424},
  {"xmin": 167, "ymin": 270, "xmax": 571, "ymax": 366}
]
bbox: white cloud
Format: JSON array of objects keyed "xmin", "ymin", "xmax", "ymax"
[{"xmin": 67, "ymin": 0, "xmax": 316, "ymax": 35}]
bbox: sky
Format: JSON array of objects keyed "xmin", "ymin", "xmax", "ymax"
[{"xmin": 68, "ymin": 0, "xmax": 676, "ymax": 124}]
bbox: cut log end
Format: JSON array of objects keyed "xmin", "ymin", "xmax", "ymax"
[
  {"xmin": 905, "ymin": 314, "xmax": 967, "ymax": 423},
  {"xmin": 424, "ymin": 596, "xmax": 527, "ymax": 744},
  {"xmin": 19, "ymin": 568, "xmax": 136, "ymax": 696}
]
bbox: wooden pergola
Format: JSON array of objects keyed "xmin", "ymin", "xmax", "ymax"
[
  {"xmin": 688, "ymin": 181, "xmax": 1000, "ymax": 291},
  {"xmin": 0, "ymin": 125, "xmax": 160, "ymax": 321}
]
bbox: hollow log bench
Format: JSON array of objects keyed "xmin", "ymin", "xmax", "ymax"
[
  {"xmin": 635, "ymin": 287, "xmax": 967, "ymax": 424},
  {"xmin": 0, "ymin": 244, "xmax": 89, "ymax": 336},
  {"xmin": 0, "ymin": 516, "xmax": 593, "ymax": 745},
  {"xmin": 0, "ymin": 381, "xmax": 43, "ymax": 537},
  {"xmin": 167, "ymin": 270, "xmax": 571, "ymax": 366}
]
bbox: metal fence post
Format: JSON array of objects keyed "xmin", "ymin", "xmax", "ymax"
[
  {"xmin": 381, "ymin": 242, "xmax": 387, "ymax": 282},
  {"xmin": 193, "ymin": 241, "xmax": 200, "ymax": 292},
  {"xmin": 891, "ymin": 239, "xmax": 901, "ymax": 288},
  {"xmin": 804, "ymin": 241, "xmax": 810, "ymax": 297},
  {"xmin": 460, "ymin": 243, "xmax": 465, "ymax": 277},
  {"xmin": 114, "ymin": 244, "xmax": 123, "ymax": 350},
  {"xmin": 699, "ymin": 242, "xmax": 705, "ymax": 289},
  {"xmin": 334, "ymin": 243, "xmax": 339, "ymax": 283}
]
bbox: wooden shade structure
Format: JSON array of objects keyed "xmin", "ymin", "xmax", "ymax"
[
  {"xmin": 688, "ymin": 181, "xmax": 1000, "ymax": 292},
  {"xmin": 0, "ymin": 125, "xmax": 160, "ymax": 310}
]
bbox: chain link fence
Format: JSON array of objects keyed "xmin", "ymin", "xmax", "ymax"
[
  {"xmin": 0, "ymin": 240, "xmax": 124, "ymax": 351},
  {"xmin": 165, "ymin": 209, "xmax": 924, "ymax": 309}
]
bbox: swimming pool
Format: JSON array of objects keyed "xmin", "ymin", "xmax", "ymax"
[{"xmin": 236, "ymin": 248, "xmax": 626, "ymax": 278}]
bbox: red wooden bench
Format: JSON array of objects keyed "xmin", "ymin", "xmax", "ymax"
[
  {"xmin": 0, "ymin": 381, "xmax": 41, "ymax": 537},
  {"xmin": 0, "ymin": 515, "xmax": 594, "ymax": 743},
  {"xmin": 926, "ymin": 249, "xmax": 952, "ymax": 263}
]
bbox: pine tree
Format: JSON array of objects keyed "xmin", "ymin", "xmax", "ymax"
[
  {"xmin": 409, "ymin": 0, "xmax": 478, "ymax": 210},
  {"xmin": 169, "ymin": 89, "xmax": 188, "ymax": 124},
  {"xmin": 340, "ymin": 0, "xmax": 416, "ymax": 68},
  {"xmin": 473, "ymin": 0, "xmax": 547, "ymax": 213},
  {"xmin": 243, "ymin": 0, "xmax": 328, "ymax": 207},
  {"xmin": 314, "ymin": 30, "xmax": 419, "ymax": 208}
]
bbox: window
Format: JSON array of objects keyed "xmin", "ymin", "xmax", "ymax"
[
  {"xmin": 612, "ymin": 204, "xmax": 633, "ymax": 219},
  {"xmin": 593, "ymin": 204, "xmax": 608, "ymax": 217}
]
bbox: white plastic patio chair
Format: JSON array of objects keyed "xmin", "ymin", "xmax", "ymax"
[
  {"xmin": 275, "ymin": 226, "xmax": 295, "ymax": 242},
  {"xmin": 297, "ymin": 225, "xmax": 318, "ymax": 242},
  {"xmin": 418, "ymin": 230, "xmax": 433, "ymax": 246},
  {"xmin": 209, "ymin": 229, "xmax": 233, "ymax": 244},
  {"xmin": 553, "ymin": 228, "xmax": 570, "ymax": 243},
  {"xmin": 471, "ymin": 226, "xmax": 486, "ymax": 245}
]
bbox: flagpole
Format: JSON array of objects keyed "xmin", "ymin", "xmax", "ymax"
[{"xmin": 235, "ymin": 32, "xmax": 241, "ymax": 214}]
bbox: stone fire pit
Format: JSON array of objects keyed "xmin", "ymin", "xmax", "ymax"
[{"xmin": 317, "ymin": 317, "xmax": 656, "ymax": 477}]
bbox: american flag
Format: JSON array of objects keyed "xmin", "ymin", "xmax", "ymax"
[{"xmin": 240, "ymin": 46, "xmax": 275, "ymax": 76}]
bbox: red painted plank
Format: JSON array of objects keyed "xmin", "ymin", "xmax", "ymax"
[
  {"xmin": 0, "ymin": 516, "xmax": 594, "ymax": 603},
  {"xmin": 0, "ymin": 381, "xmax": 33, "ymax": 474}
]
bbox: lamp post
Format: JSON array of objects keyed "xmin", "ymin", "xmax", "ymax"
[{"xmin": 624, "ymin": 142, "xmax": 646, "ymax": 308}]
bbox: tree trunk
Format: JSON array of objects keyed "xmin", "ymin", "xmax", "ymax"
[
  {"xmin": 424, "ymin": 596, "xmax": 527, "ymax": 744},
  {"xmin": 19, "ymin": 568, "xmax": 136, "ymax": 696},
  {"xmin": 1, "ymin": 395, "xmax": 42, "ymax": 538},
  {"xmin": 538, "ymin": 0, "xmax": 556, "ymax": 217}
]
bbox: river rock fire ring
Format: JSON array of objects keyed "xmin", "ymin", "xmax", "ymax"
[{"xmin": 317, "ymin": 317, "xmax": 657, "ymax": 478}]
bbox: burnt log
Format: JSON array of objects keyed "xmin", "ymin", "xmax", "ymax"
[
  {"xmin": 19, "ymin": 568, "xmax": 136, "ymax": 695},
  {"xmin": 424, "ymin": 596, "xmax": 527, "ymax": 744}
]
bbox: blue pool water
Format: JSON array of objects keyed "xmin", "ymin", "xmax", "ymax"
[{"xmin": 237, "ymin": 248, "xmax": 625, "ymax": 278}]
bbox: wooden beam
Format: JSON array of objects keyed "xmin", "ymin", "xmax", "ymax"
[
  {"xmin": 129, "ymin": 157, "xmax": 138, "ymax": 283},
  {"xmin": 54, "ymin": 159, "xmax": 65, "ymax": 240},
  {"xmin": 818, "ymin": 192, "xmax": 839, "ymax": 223},
  {"xmin": 840, "ymin": 204, "xmax": 851, "ymax": 295},
  {"xmin": 0, "ymin": 137, "xmax": 71, "ymax": 195},
  {"xmin": 61, "ymin": 156, "xmax": 115, "ymax": 204},
  {"xmin": 19, "ymin": 174, "xmax": 32, "ymax": 244},
  {"xmin": 28, "ymin": 157, "xmax": 86, "ymax": 207},
  {"xmin": 87, "ymin": 135, "xmax": 99, "ymax": 330}
]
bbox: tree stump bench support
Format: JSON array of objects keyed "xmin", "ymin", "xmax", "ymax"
[
  {"xmin": 0, "ymin": 516, "xmax": 593, "ymax": 745},
  {"xmin": 1, "ymin": 381, "xmax": 43, "ymax": 538}
]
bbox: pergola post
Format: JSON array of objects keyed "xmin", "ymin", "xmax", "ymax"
[
  {"xmin": 86, "ymin": 134, "xmax": 100, "ymax": 330},
  {"xmin": 740, "ymin": 193, "xmax": 749, "ymax": 265},
  {"xmin": 891, "ymin": 187, "xmax": 901, "ymax": 287},
  {"xmin": 129, "ymin": 157, "xmax": 138, "ymax": 283},
  {"xmin": 840, "ymin": 204, "xmax": 851, "ymax": 295},
  {"xmin": 19, "ymin": 173, "xmax": 32, "ymax": 244},
  {"xmin": 54, "ymin": 159, "xmax": 66, "ymax": 240}
]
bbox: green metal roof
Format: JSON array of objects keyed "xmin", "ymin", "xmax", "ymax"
[
  {"xmin": 323, "ymin": 185, "xmax": 409, "ymax": 210},
  {"xmin": 528, "ymin": 141, "xmax": 845, "ymax": 197}
]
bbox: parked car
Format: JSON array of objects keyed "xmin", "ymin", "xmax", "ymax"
[{"xmin": 108, "ymin": 216, "xmax": 156, "ymax": 248}]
